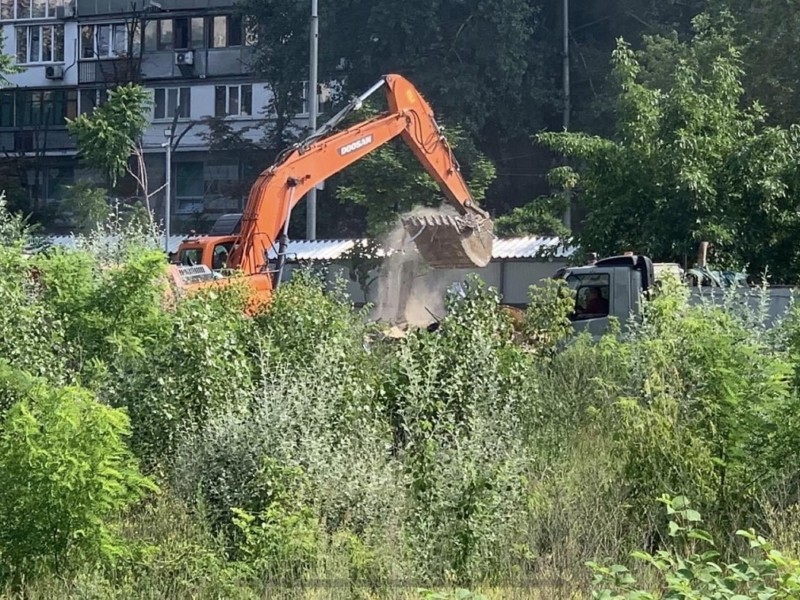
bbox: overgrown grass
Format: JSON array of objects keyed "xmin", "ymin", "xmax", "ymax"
[{"xmin": 2, "ymin": 200, "xmax": 800, "ymax": 598}]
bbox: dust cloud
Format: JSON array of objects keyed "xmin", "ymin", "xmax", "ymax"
[{"xmin": 370, "ymin": 206, "xmax": 461, "ymax": 328}]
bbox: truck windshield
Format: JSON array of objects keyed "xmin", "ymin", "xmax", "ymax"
[{"xmin": 565, "ymin": 273, "xmax": 610, "ymax": 319}]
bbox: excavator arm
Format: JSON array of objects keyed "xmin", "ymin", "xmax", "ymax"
[{"xmin": 227, "ymin": 74, "xmax": 494, "ymax": 278}]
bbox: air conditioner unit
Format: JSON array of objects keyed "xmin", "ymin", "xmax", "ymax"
[
  {"xmin": 174, "ymin": 50, "xmax": 194, "ymax": 66},
  {"xmin": 45, "ymin": 65, "xmax": 64, "ymax": 79},
  {"xmin": 54, "ymin": 5, "xmax": 74, "ymax": 18}
]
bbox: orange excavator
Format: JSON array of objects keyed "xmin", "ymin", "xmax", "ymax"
[{"xmin": 168, "ymin": 74, "xmax": 494, "ymax": 305}]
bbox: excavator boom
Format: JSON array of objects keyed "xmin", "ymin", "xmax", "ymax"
[{"xmin": 173, "ymin": 74, "xmax": 494, "ymax": 300}]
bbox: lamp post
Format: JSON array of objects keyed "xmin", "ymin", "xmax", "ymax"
[
  {"xmin": 162, "ymin": 127, "xmax": 172, "ymax": 254},
  {"xmin": 306, "ymin": 0, "xmax": 319, "ymax": 240},
  {"xmin": 562, "ymin": 0, "xmax": 571, "ymax": 230}
]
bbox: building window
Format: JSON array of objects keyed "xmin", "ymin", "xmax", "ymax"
[
  {"xmin": 79, "ymin": 88, "xmax": 108, "ymax": 115},
  {"xmin": 1, "ymin": 0, "xmax": 67, "ymax": 21},
  {"xmin": 13, "ymin": 89, "xmax": 77, "ymax": 127},
  {"xmin": 153, "ymin": 87, "xmax": 190, "ymax": 120},
  {"xmin": 158, "ymin": 18, "xmax": 172, "ymax": 50},
  {"xmin": 209, "ymin": 14, "xmax": 243, "ymax": 48},
  {"xmin": 81, "ymin": 23, "xmax": 139, "ymax": 59},
  {"xmin": 175, "ymin": 162, "xmax": 204, "ymax": 214},
  {"xmin": 143, "ymin": 18, "xmax": 173, "ymax": 51},
  {"xmin": 0, "ymin": 90, "xmax": 14, "ymax": 127},
  {"xmin": 214, "ymin": 84, "xmax": 252, "ymax": 117},
  {"xmin": 191, "ymin": 17, "xmax": 205, "ymax": 48},
  {"xmin": 16, "ymin": 25, "xmax": 64, "ymax": 64},
  {"xmin": 45, "ymin": 165, "xmax": 74, "ymax": 202}
]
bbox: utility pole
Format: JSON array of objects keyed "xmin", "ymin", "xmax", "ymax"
[
  {"xmin": 162, "ymin": 127, "xmax": 172, "ymax": 254},
  {"xmin": 306, "ymin": 0, "xmax": 319, "ymax": 240},
  {"xmin": 562, "ymin": 0, "xmax": 571, "ymax": 230}
]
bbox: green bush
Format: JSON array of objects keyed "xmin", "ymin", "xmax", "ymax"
[
  {"xmin": 0, "ymin": 376, "xmax": 156, "ymax": 584},
  {"xmin": 589, "ymin": 495, "xmax": 800, "ymax": 599}
]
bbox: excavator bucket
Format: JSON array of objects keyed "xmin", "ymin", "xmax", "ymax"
[{"xmin": 402, "ymin": 213, "xmax": 494, "ymax": 269}]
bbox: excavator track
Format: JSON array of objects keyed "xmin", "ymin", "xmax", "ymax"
[{"xmin": 402, "ymin": 213, "xmax": 494, "ymax": 269}]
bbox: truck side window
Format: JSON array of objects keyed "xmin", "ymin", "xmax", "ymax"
[{"xmin": 567, "ymin": 274, "xmax": 610, "ymax": 320}]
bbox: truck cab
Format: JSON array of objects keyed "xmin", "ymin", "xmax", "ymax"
[{"xmin": 557, "ymin": 254, "xmax": 655, "ymax": 337}]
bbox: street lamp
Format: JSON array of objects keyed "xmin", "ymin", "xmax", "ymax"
[
  {"xmin": 162, "ymin": 127, "xmax": 172, "ymax": 254},
  {"xmin": 306, "ymin": 0, "xmax": 319, "ymax": 240}
]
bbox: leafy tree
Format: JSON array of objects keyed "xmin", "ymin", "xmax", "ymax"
[
  {"xmin": 66, "ymin": 84, "xmax": 159, "ymax": 227},
  {"xmin": 534, "ymin": 16, "xmax": 800, "ymax": 281},
  {"xmin": 493, "ymin": 194, "xmax": 569, "ymax": 238},
  {"xmin": 0, "ymin": 372, "xmax": 156, "ymax": 584},
  {"xmin": 332, "ymin": 104, "xmax": 496, "ymax": 236},
  {"xmin": 711, "ymin": 0, "xmax": 800, "ymax": 127}
]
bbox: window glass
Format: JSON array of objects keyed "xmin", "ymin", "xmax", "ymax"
[
  {"xmin": 41, "ymin": 25, "xmax": 51, "ymax": 61},
  {"xmin": 179, "ymin": 87, "xmax": 190, "ymax": 117},
  {"xmin": 158, "ymin": 19, "xmax": 172, "ymax": 50},
  {"xmin": 54, "ymin": 23, "xmax": 63, "ymax": 60},
  {"xmin": 179, "ymin": 248, "xmax": 203, "ymax": 266},
  {"xmin": 211, "ymin": 15, "xmax": 226, "ymax": 47},
  {"xmin": 0, "ymin": 91, "xmax": 13, "ymax": 127},
  {"xmin": 31, "ymin": 0, "xmax": 44, "ymax": 17},
  {"xmin": 191, "ymin": 17, "xmax": 204, "ymax": 47},
  {"xmin": 241, "ymin": 84, "xmax": 252, "ymax": 116},
  {"xmin": 15, "ymin": 26, "xmax": 27, "ymax": 62},
  {"xmin": 228, "ymin": 14, "xmax": 242, "ymax": 46},
  {"xmin": 566, "ymin": 273, "xmax": 610, "ymax": 319},
  {"xmin": 29, "ymin": 26, "xmax": 40, "ymax": 62},
  {"xmin": 214, "ymin": 85, "xmax": 225, "ymax": 116},
  {"xmin": 96, "ymin": 24, "xmax": 110, "ymax": 56},
  {"xmin": 212, "ymin": 242, "xmax": 233, "ymax": 270},
  {"xmin": 154, "ymin": 88, "xmax": 165, "ymax": 119},
  {"xmin": 1, "ymin": 0, "xmax": 14, "ymax": 20},
  {"xmin": 176, "ymin": 162, "xmax": 204, "ymax": 197},
  {"xmin": 16, "ymin": 0, "xmax": 29, "ymax": 18},
  {"xmin": 227, "ymin": 86, "xmax": 238, "ymax": 116},
  {"xmin": 174, "ymin": 17, "xmax": 188, "ymax": 49},
  {"xmin": 167, "ymin": 88, "xmax": 178, "ymax": 117},
  {"xmin": 81, "ymin": 25, "xmax": 93, "ymax": 58},
  {"xmin": 113, "ymin": 23, "xmax": 127, "ymax": 55},
  {"xmin": 144, "ymin": 20, "xmax": 157, "ymax": 51}
]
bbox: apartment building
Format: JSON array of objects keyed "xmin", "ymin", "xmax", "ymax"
[{"xmin": 0, "ymin": 0, "xmax": 320, "ymax": 230}]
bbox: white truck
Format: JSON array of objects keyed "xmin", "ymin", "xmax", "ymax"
[{"xmin": 557, "ymin": 254, "xmax": 795, "ymax": 337}]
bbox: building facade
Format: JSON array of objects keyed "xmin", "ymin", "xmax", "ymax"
[{"xmin": 0, "ymin": 0, "xmax": 320, "ymax": 230}]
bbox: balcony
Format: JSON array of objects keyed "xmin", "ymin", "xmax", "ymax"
[
  {"xmin": 0, "ymin": 129, "xmax": 76, "ymax": 153},
  {"xmin": 78, "ymin": 59, "xmax": 141, "ymax": 84},
  {"xmin": 140, "ymin": 47, "xmax": 253, "ymax": 80},
  {"xmin": 76, "ymin": 0, "xmax": 239, "ymax": 17}
]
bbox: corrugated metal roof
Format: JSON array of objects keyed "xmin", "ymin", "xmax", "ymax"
[
  {"xmin": 42, "ymin": 234, "xmax": 188, "ymax": 254},
  {"xmin": 37, "ymin": 234, "xmax": 574, "ymax": 261},
  {"xmin": 492, "ymin": 236, "xmax": 573, "ymax": 259},
  {"xmin": 267, "ymin": 239, "xmax": 360, "ymax": 261}
]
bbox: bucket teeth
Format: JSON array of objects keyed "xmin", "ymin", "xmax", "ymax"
[{"xmin": 401, "ymin": 213, "xmax": 494, "ymax": 269}]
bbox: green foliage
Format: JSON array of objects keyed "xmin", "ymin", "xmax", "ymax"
[
  {"xmin": 66, "ymin": 84, "xmax": 151, "ymax": 187},
  {"xmin": 0, "ymin": 29, "xmax": 23, "ymax": 85},
  {"xmin": 32, "ymin": 247, "xmax": 170, "ymax": 386},
  {"xmin": 333, "ymin": 102, "xmax": 496, "ymax": 236},
  {"xmin": 494, "ymin": 194, "xmax": 569, "ymax": 238},
  {"xmin": 385, "ymin": 275, "xmax": 533, "ymax": 583},
  {"xmin": 537, "ymin": 15, "xmax": 800, "ymax": 281},
  {"xmin": 521, "ymin": 278, "xmax": 576, "ymax": 355},
  {"xmin": 589, "ymin": 495, "xmax": 800, "ymax": 599},
  {"xmin": 230, "ymin": 459, "xmax": 321, "ymax": 583},
  {"xmin": 59, "ymin": 181, "xmax": 110, "ymax": 233},
  {"xmin": 0, "ymin": 377, "xmax": 156, "ymax": 584}
]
